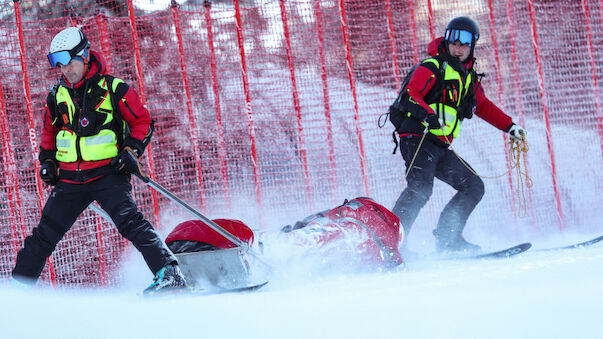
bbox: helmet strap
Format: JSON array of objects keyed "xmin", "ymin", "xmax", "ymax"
[
  {"xmin": 81, "ymin": 49, "xmax": 90, "ymax": 73},
  {"xmin": 83, "ymin": 58, "xmax": 90, "ymax": 75},
  {"xmin": 469, "ymin": 43, "xmax": 476, "ymax": 61}
]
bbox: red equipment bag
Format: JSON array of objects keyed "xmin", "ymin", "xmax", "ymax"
[
  {"xmin": 166, "ymin": 219, "xmax": 254, "ymax": 253},
  {"xmin": 282, "ymin": 197, "xmax": 404, "ymax": 268}
]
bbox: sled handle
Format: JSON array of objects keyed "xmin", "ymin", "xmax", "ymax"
[
  {"xmin": 132, "ymin": 173, "xmax": 273, "ymax": 273},
  {"xmin": 133, "ymin": 173, "xmax": 250, "ymax": 251}
]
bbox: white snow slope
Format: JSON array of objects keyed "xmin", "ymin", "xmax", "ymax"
[{"xmin": 2, "ymin": 238, "xmax": 603, "ymax": 339}]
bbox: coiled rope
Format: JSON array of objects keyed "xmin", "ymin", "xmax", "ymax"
[{"xmin": 402, "ymin": 127, "xmax": 532, "ymax": 216}]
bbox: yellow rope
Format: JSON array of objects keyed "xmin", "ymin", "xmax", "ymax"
[
  {"xmin": 443, "ymin": 131, "xmax": 533, "ymax": 217},
  {"xmin": 400, "ymin": 126, "xmax": 532, "ymax": 217},
  {"xmin": 508, "ymin": 136, "xmax": 533, "ymax": 217},
  {"xmin": 403, "ymin": 127, "xmax": 429, "ymax": 181}
]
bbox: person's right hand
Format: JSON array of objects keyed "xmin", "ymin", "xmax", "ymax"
[
  {"xmin": 40, "ymin": 159, "xmax": 58, "ymax": 185},
  {"xmin": 111, "ymin": 147, "xmax": 141, "ymax": 175}
]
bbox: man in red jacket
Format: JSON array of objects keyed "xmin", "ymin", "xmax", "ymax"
[
  {"xmin": 390, "ymin": 17, "xmax": 526, "ymax": 253},
  {"xmin": 12, "ymin": 27, "xmax": 186, "ymax": 293}
]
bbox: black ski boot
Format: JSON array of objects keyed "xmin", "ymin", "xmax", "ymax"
[
  {"xmin": 143, "ymin": 264, "xmax": 188, "ymax": 295},
  {"xmin": 433, "ymin": 229, "xmax": 481, "ymax": 253}
]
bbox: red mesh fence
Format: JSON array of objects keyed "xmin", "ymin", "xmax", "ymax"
[{"xmin": 1, "ymin": 0, "xmax": 602, "ymax": 287}]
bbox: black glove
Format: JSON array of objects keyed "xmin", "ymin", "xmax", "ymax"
[
  {"xmin": 39, "ymin": 159, "xmax": 58, "ymax": 185},
  {"xmin": 425, "ymin": 113, "xmax": 441, "ymax": 130},
  {"xmin": 111, "ymin": 147, "xmax": 141, "ymax": 175},
  {"xmin": 123, "ymin": 136, "xmax": 145, "ymax": 157},
  {"xmin": 459, "ymin": 96, "xmax": 476, "ymax": 120}
]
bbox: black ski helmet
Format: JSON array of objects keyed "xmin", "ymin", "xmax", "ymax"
[{"xmin": 444, "ymin": 16, "xmax": 480, "ymax": 59}]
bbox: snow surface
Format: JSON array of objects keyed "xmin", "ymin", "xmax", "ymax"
[{"xmin": 3, "ymin": 237, "xmax": 603, "ymax": 339}]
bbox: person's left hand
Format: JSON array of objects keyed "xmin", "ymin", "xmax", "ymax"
[
  {"xmin": 111, "ymin": 147, "xmax": 141, "ymax": 175},
  {"xmin": 425, "ymin": 113, "xmax": 442, "ymax": 130},
  {"xmin": 508, "ymin": 123, "xmax": 526, "ymax": 141},
  {"xmin": 459, "ymin": 96, "xmax": 476, "ymax": 120}
]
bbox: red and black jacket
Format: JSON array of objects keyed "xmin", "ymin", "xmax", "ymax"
[
  {"xmin": 400, "ymin": 37, "xmax": 513, "ymax": 145},
  {"xmin": 39, "ymin": 51, "xmax": 153, "ymax": 183}
]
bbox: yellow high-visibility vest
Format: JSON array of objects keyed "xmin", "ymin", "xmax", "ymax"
[
  {"xmin": 54, "ymin": 76, "xmax": 124, "ymax": 162},
  {"xmin": 420, "ymin": 58, "xmax": 475, "ymax": 139}
]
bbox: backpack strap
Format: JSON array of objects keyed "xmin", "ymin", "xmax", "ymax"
[
  {"xmin": 103, "ymin": 75, "xmax": 128, "ymax": 150},
  {"xmin": 46, "ymin": 82, "xmax": 61, "ymax": 127},
  {"xmin": 457, "ymin": 68, "xmax": 484, "ymax": 120},
  {"xmin": 389, "ymin": 57, "xmax": 447, "ymax": 147}
]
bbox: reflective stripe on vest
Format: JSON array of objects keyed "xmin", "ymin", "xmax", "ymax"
[
  {"xmin": 54, "ymin": 77, "xmax": 123, "ymax": 163},
  {"xmin": 56, "ymin": 138, "xmax": 71, "ymax": 149}
]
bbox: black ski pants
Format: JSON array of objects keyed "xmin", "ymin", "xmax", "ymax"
[
  {"xmin": 392, "ymin": 136, "xmax": 484, "ymax": 239},
  {"xmin": 12, "ymin": 173, "xmax": 176, "ymax": 282}
]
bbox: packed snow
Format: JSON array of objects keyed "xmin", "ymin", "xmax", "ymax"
[{"xmin": 3, "ymin": 230, "xmax": 602, "ymax": 339}]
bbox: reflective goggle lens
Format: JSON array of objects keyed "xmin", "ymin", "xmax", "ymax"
[
  {"xmin": 47, "ymin": 51, "xmax": 72, "ymax": 67},
  {"xmin": 445, "ymin": 29, "xmax": 474, "ymax": 45}
]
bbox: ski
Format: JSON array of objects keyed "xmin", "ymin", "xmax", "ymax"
[
  {"xmin": 142, "ymin": 281, "xmax": 269, "ymax": 297},
  {"xmin": 186, "ymin": 281, "xmax": 269, "ymax": 296},
  {"xmin": 535, "ymin": 235, "xmax": 603, "ymax": 252},
  {"xmin": 467, "ymin": 242, "xmax": 532, "ymax": 259},
  {"xmin": 404, "ymin": 242, "xmax": 532, "ymax": 263},
  {"xmin": 439, "ymin": 242, "xmax": 532, "ymax": 261},
  {"xmin": 207, "ymin": 281, "xmax": 269, "ymax": 295}
]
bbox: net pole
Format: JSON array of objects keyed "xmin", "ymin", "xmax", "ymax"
[
  {"xmin": 95, "ymin": 15, "xmax": 113, "ymax": 73},
  {"xmin": 203, "ymin": 1, "xmax": 232, "ymax": 213},
  {"xmin": 172, "ymin": 1, "xmax": 206, "ymax": 211},
  {"xmin": 384, "ymin": 0, "xmax": 401, "ymax": 91},
  {"xmin": 126, "ymin": 0, "xmax": 161, "ymax": 229},
  {"xmin": 313, "ymin": 0, "xmax": 338, "ymax": 205},
  {"xmin": 0, "ymin": 72, "xmax": 26, "ymax": 255},
  {"xmin": 580, "ymin": 0, "xmax": 603, "ymax": 158},
  {"xmin": 426, "ymin": 0, "xmax": 435, "ymax": 40},
  {"xmin": 506, "ymin": 0, "xmax": 535, "ymax": 223},
  {"xmin": 408, "ymin": 1, "xmax": 419, "ymax": 64},
  {"xmin": 14, "ymin": 0, "xmax": 57, "ymax": 286},
  {"xmin": 527, "ymin": 0, "xmax": 564, "ymax": 230},
  {"xmin": 413, "ymin": 1, "xmax": 437, "ymax": 226},
  {"xmin": 233, "ymin": 0, "xmax": 263, "ymax": 224},
  {"xmin": 338, "ymin": 0, "xmax": 370, "ymax": 196},
  {"xmin": 278, "ymin": 0, "xmax": 312, "ymax": 210},
  {"xmin": 486, "ymin": 0, "xmax": 518, "ymax": 220}
]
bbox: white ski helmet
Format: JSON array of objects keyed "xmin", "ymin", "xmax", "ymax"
[{"xmin": 47, "ymin": 27, "xmax": 90, "ymax": 67}]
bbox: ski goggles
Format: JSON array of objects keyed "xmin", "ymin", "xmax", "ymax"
[
  {"xmin": 47, "ymin": 50, "xmax": 74, "ymax": 67},
  {"xmin": 444, "ymin": 29, "xmax": 475, "ymax": 45},
  {"xmin": 47, "ymin": 37, "xmax": 89, "ymax": 67}
]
